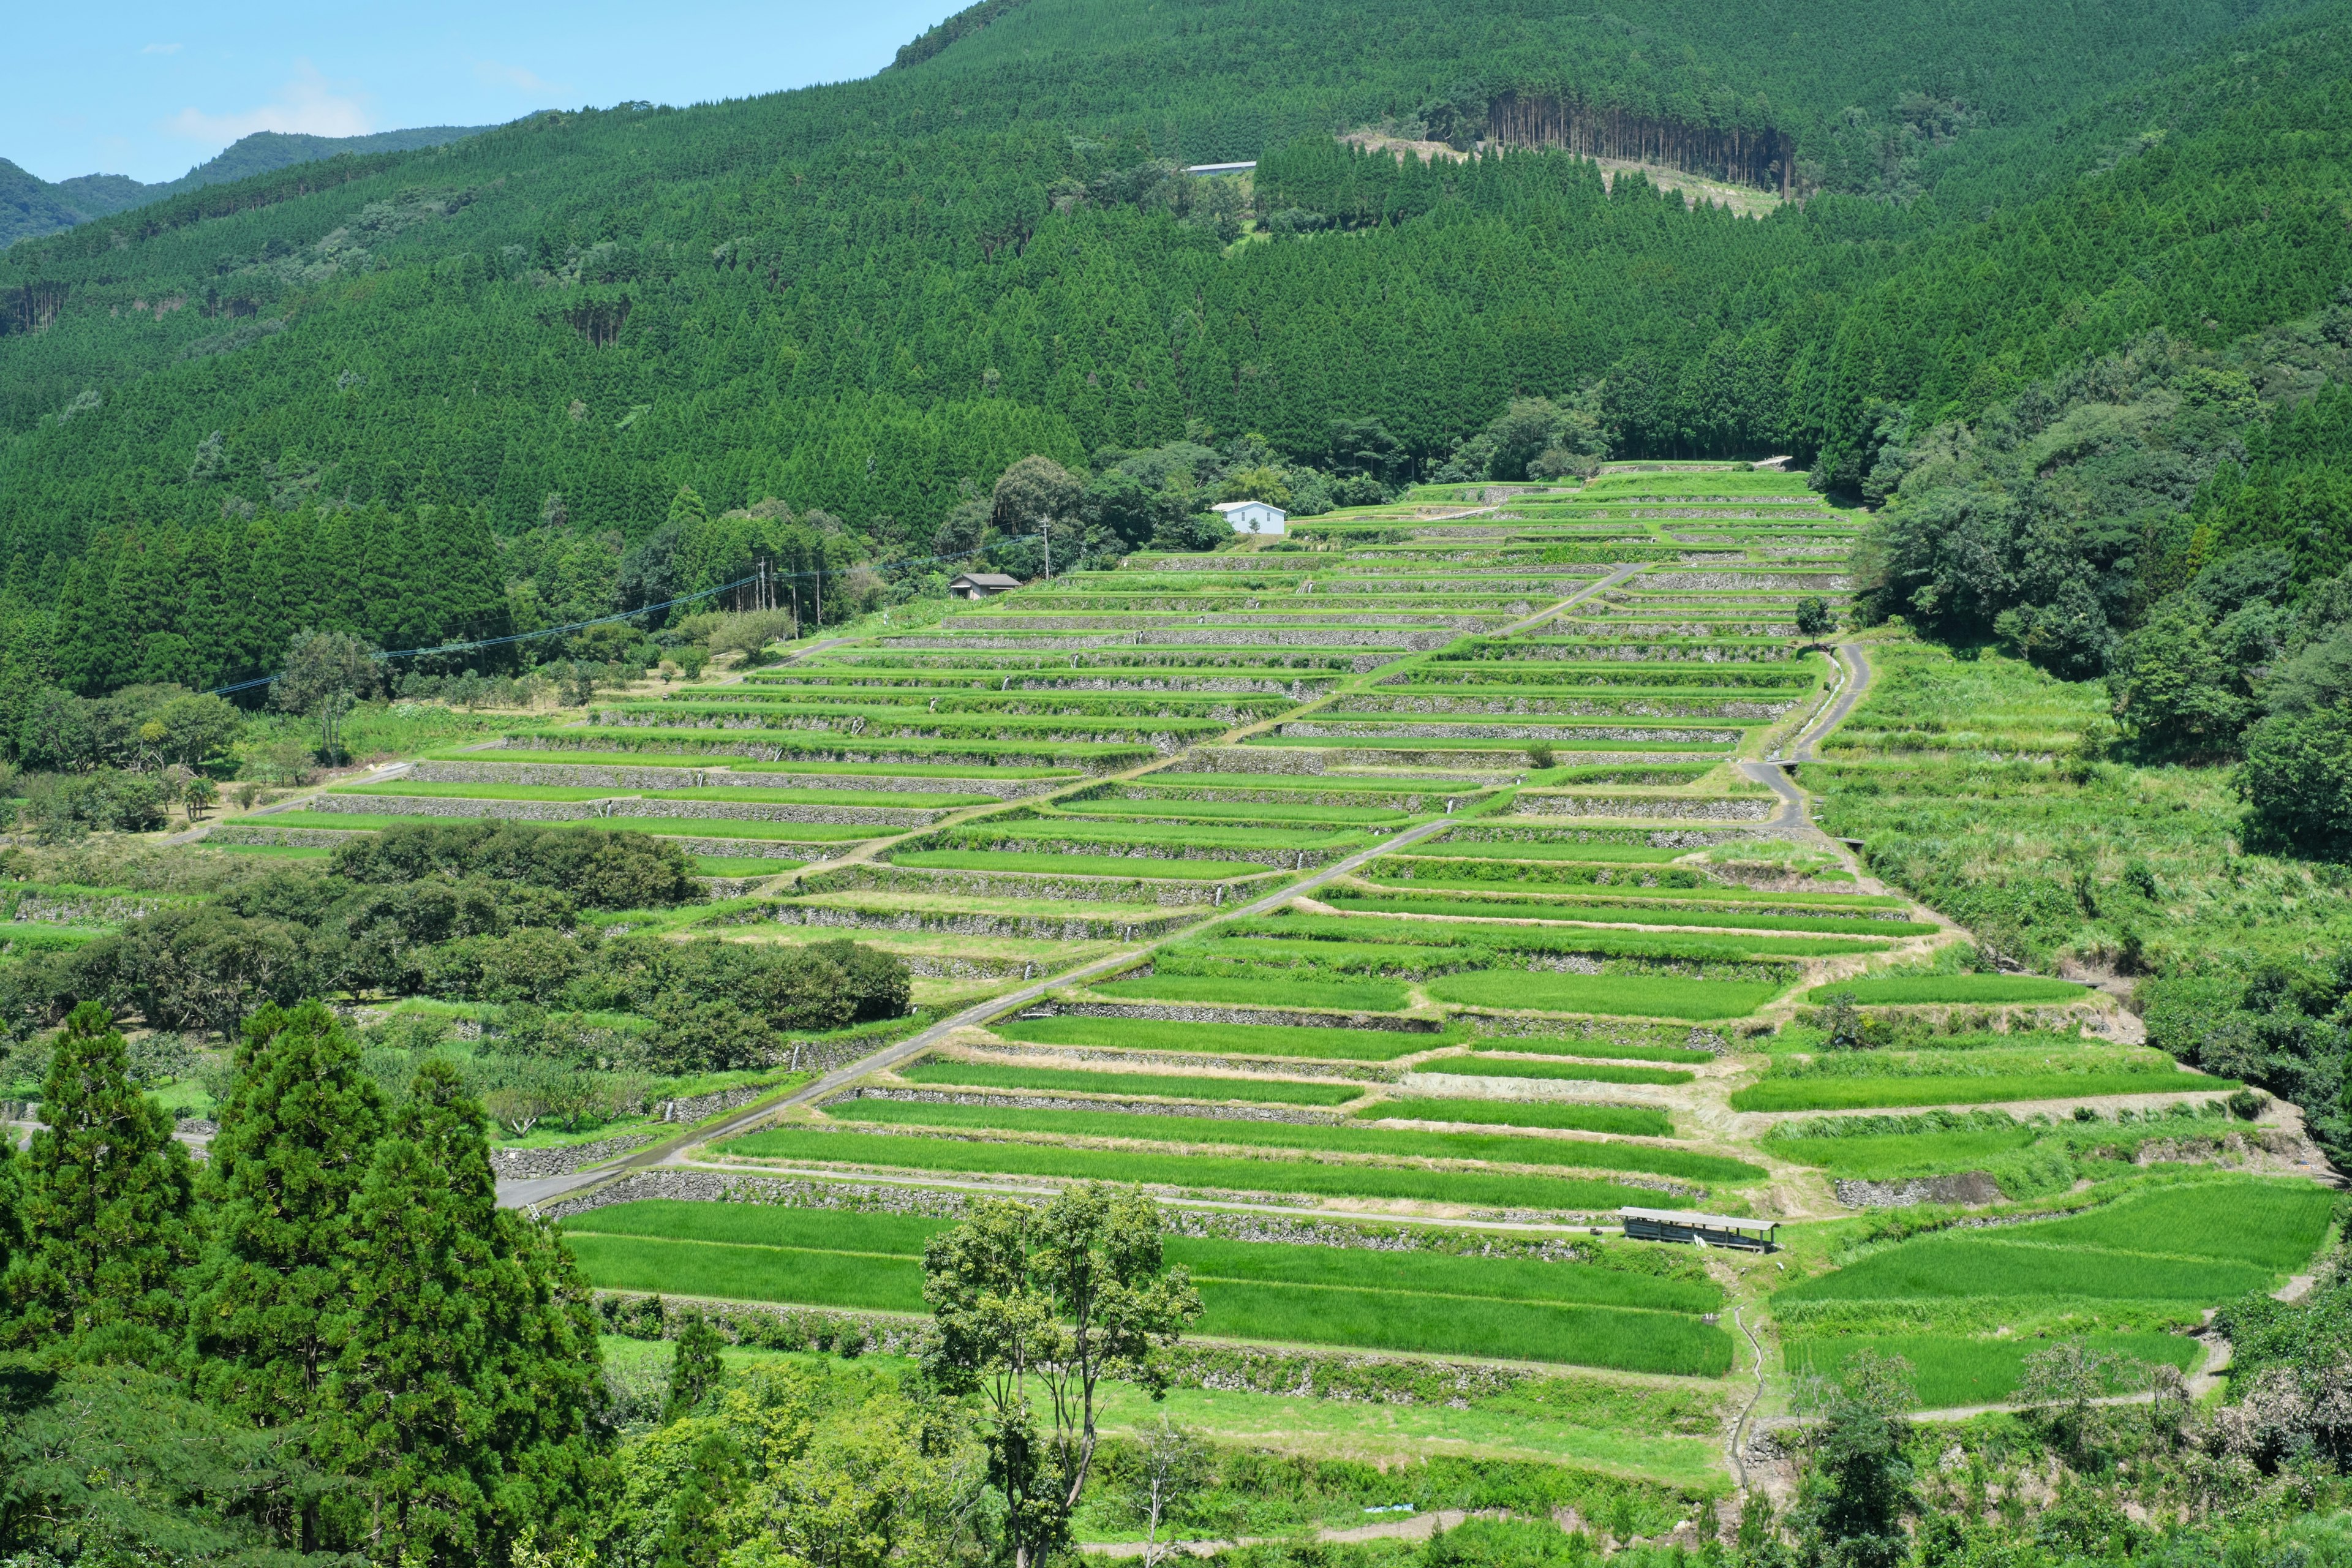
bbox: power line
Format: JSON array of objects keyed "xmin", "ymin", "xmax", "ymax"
[{"xmin": 203, "ymin": 538, "xmax": 1010, "ymax": 699}]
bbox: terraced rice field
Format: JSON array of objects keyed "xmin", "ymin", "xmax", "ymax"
[{"xmin": 453, "ymin": 462, "xmax": 2315, "ymax": 1426}]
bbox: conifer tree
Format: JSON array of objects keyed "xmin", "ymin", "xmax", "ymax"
[
  {"xmin": 326, "ymin": 1058, "xmax": 600, "ymax": 1562},
  {"xmin": 186, "ymin": 1000, "xmax": 386, "ymax": 1548},
  {"xmin": 5, "ymin": 1001, "xmax": 198, "ymax": 1363}
]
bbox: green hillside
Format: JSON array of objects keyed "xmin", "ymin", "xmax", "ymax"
[{"xmin": 0, "ymin": 126, "xmax": 491, "ymax": 249}]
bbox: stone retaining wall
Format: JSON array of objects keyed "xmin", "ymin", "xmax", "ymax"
[
  {"xmin": 491, "ymin": 1133, "xmax": 658, "ymax": 1179},
  {"xmin": 1027, "ymin": 1001, "xmax": 1446, "ymax": 1033},
  {"xmin": 963, "ymin": 1042, "xmax": 1394, "ymax": 1080},
  {"xmin": 805, "ymin": 864, "xmax": 1273, "ymax": 907},
  {"xmin": 1514, "ymin": 794, "xmax": 1777, "ymax": 821},
  {"xmin": 1106, "ymin": 783, "xmax": 1491, "ymax": 812},
  {"xmin": 207, "ymin": 822, "xmax": 366, "ymax": 848},
  {"xmin": 1833, "ymin": 1171, "xmax": 2003, "ymax": 1208},
  {"xmin": 1276, "ymin": 720, "xmax": 1740, "ymax": 743},
  {"xmin": 905, "ymin": 827, "xmax": 1349, "ymax": 869},
  {"xmin": 767, "ymin": 904, "xmax": 1196, "ymax": 941},
  {"xmin": 1329, "ymin": 695, "xmax": 1796, "ymax": 719},
  {"xmin": 1640, "ymin": 572, "xmax": 1851, "ymax": 591},
  {"xmin": 306, "ymin": 795, "xmax": 947, "ymax": 827},
  {"xmin": 499, "ymin": 738, "xmax": 1150, "ymax": 775},
  {"xmin": 409, "ymin": 760, "xmax": 1055, "ymax": 796}
]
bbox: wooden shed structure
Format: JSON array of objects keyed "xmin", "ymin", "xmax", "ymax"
[{"xmin": 1619, "ymin": 1207, "xmax": 1779, "ymax": 1253}]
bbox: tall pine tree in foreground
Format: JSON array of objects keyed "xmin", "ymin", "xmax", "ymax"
[
  {"xmin": 328, "ymin": 1058, "xmax": 601, "ymax": 1565},
  {"xmin": 186, "ymin": 999, "xmax": 386, "ymax": 1550},
  {"xmin": 5, "ymin": 1001, "xmax": 197, "ymax": 1363}
]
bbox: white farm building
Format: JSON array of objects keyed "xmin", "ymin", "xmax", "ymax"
[{"xmin": 1213, "ymin": 499, "xmax": 1287, "ymax": 535}]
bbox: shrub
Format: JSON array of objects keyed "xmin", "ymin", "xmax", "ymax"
[
  {"xmin": 330, "ymin": 819, "xmax": 698, "ymax": 908},
  {"xmin": 1795, "ymin": 596, "xmax": 1834, "ymax": 637},
  {"xmin": 2237, "ymin": 702, "xmax": 2352, "ymax": 859}
]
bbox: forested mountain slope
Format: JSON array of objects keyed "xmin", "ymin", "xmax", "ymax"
[
  {"xmin": 2, "ymin": 0, "xmax": 2351, "ymax": 700},
  {"xmin": 0, "ymin": 127, "xmax": 491, "ymax": 249}
]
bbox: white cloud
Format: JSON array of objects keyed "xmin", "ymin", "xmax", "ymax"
[
  {"xmin": 141, "ymin": 42, "xmax": 182, "ymax": 55},
  {"xmin": 167, "ymin": 60, "xmax": 372, "ymax": 143},
  {"xmin": 474, "ymin": 59, "xmax": 562, "ymax": 96}
]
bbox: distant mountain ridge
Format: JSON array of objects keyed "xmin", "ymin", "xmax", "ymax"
[{"xmin": 0, "ymin": 126, "xmax": 489, "ymax": 247}]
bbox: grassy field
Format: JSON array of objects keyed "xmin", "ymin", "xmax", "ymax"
[
  {"xmin": 1807, "ymin": 976, "xmax": 2092, "ymax": 1005},
  {"xmin": 1356, "ymin": 1098, "xmax": 1675, "ymax": 1136},
  {"xmin": 1763, "ymin": 1125, "xmax": 2042, "ymax": 1178},
  {"xmin": 718, "ymin": 1126, "xmax": 1684, "ymax": 1211},
  {"xmin": 895, "ymin": 1060, "xmax": 1367, "ymax": 1105},
  {"xmin": 1424, "ymin": 972, "xmax": 1788, "ymax": 1019},
  {"xmin": 823, "ymin": 1099, "xmax": 1765, "ymax": 1182},
  {"xmin": 1786, "ymin": 1331, "xmax": 2204, "ymax": 1410},
  {"xmin": 1777, "ymin": 1181, "xmax": 2333, "ymax": 1308},
  {"xmin": 1087, "ymin": 974, "xmax": 1412, "ymax": 1011},
  {"xmin": 560, "ymin": 1202, "xmax": 1735, "ymax": 1374},
  {"xmin": 1732, "ymin": 1066, "xmax": 2231, "ymax": 1112},
  {"xmin": 989, "ymin": 1015, "xmax": 1454, "ymax": 1061}
]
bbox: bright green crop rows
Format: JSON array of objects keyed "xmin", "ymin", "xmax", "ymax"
[
  {"xmin": 895, "ymin": 1060, "xmax": 1366, "ymax": 1106},
  {"xmin": 559, "ymin": 1202, "xmax": 1733, "ymax": 1374},
  {"xmin": 989, "ymin": 1015, "xmax": 1453, "ymax": 1061},
  {"xmin": 822, "ymin": 1098, "xmax": 1762, "ymax": 1182},
  {"xmin": 718, "ymin": 1126, "xmax": 1672, "ymax": 1212}
]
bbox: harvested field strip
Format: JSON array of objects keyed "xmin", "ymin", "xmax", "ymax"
[
  {"xmin": 1806, "ymin": 976, "xmax": 2091, "ymax": 1005},
  {"xmin": 891, "ymin": 851, "xmax": 1276, "ymax": 880},
  {"xmin": 824, "ymin": 1098, "xmax": 1763, "ymax": 1182},
  {"xmin": 896, "ymin": 1061, "xmax": 1367, "ymax": 1104},
  {"xmin": 1085, "ymin": 975, "xmax": 1412, "ymax": 1012},
  {"xmin": 1356, "ymin": 1098, "xmax": 1673, "ymax": 1137},
  {"xmin": 717, "ymin": 1126, "xmax": 1673, "ymax": 1212},
  {"xmin": 1789, "ymin": 1332, "xmax": 2203, "ymax": 1412},
  {"xmin": 989, "ymin": 1016, "xmax": 1456, "ymax": 1060},
  {"xmin": 1731, "ymin": 1070, "xmax": 2235, "ymax": 1112},
  {"xmin": 1424, "ymin": 973, "xmax": 1787, "ymax": 1019},
  {"xmin": 1423, "ymin": 1055, "xmax": 1697, "ymax": 1087},
  {"xmin": 1327, "ymin": 893, "xmax": 1938, "ymax": 937}
]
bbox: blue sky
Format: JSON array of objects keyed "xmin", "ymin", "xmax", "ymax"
[{"xmin": 12, "ymin": 0, "xmax": 957, "ymax": 184}]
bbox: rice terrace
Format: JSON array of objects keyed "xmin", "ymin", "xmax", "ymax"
[
  {"xmin": 42, "ymin": 458, "xmax": 2335, "ymax": 1553},
  {"xmin": 12, "ymin": 0, "xmax": 2352, "ymax": 1555}
]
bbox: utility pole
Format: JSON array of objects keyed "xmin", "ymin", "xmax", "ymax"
[{"xmin": 1042, "ymin": 525, "xmax": 1051, "ymax": 580}]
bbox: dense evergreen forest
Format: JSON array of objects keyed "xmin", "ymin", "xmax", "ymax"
[{"xmin": 3, "ymin": 0, "xmax": 2352, "ymax": 704}]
